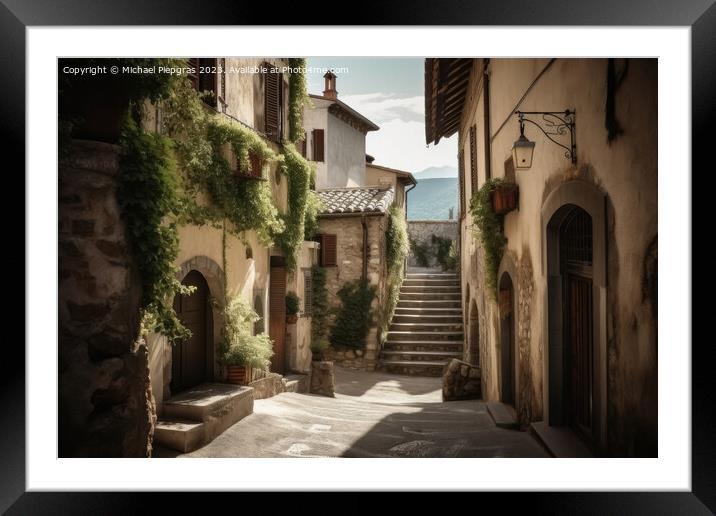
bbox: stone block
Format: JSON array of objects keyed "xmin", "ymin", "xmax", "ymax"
[{"xmin": 310, "ymin": 361, "xmax": 335, "ymax": 397}]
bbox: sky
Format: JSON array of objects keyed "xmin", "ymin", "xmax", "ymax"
[{"xmin": 306, "ymin": 57, "xmax": 457, "ymax": 174}]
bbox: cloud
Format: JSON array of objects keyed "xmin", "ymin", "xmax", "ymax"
[{"xmin": 340, "ymin": 93, "xmax": 424, "ymax": 125}]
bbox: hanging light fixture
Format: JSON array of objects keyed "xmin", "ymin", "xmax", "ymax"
[
  {"xmin": 512, "ymin": 110, "xmax": 576, "ymax": 169},
  {"xmin": 512, "ymin": 119, "xmax": 535, "ymax": 169}
]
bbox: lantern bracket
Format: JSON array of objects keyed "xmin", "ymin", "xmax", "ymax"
[{"xmin": 515, "ymin": 110, "xmax": 576, "ymax": 164}]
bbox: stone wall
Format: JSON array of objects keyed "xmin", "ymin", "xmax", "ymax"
[
  {"xmin": 407, "ymin": 219, "xmax": 458, "ymax": 267},
  {"xmin": 442, "ymin": 359, "xmax": 482, "ymax": 401},
  {"xmin": 59, "ymin": 140, "xmax": 154, "ymax": 457},
  {"xmin": 317, "ymin": 215, "xmax": 387, "ymax": 370}
]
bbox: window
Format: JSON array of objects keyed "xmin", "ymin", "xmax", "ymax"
[
  {"xmin": 188, "ymin": 58, "xmax": 218, "ymax": 108},
  {"xmin": 315, "ymin": 234, "xmax": 337, "ymax": 267},
  {"xmin": 302, "ymin": 268, "xmax": 313, "ymax": 315},
  {"xmin": 458, "ymin": 148, "xmax": 466, "ymax": 218},
  {"xmin": 312, "ymin": 128, "xmax": 325, "ymax": 162},
  {"xmin": 263, "ymin": 63, "xmax": 283, "ymax": 142},
  {"xmin": 469, "ymin": 125, "xmax": 478, "ymax": 193}
]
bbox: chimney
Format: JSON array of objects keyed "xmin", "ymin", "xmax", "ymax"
[{"xmin": 323, "ymin": 70, "xmax": 338, "ymax": 100}]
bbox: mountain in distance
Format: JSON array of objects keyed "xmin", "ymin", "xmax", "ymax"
[
  {"xmin": 412, "ymin": 165, "xmax": 457, "ymax": 180},
  {"xmin": 407, "ymin": 177, "xmax": 458, "ymax": 220}
]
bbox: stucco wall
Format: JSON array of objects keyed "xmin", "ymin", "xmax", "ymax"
[
  {"xmin": 327, "ymin": 113, "xmax": 367, "ymax": 188},
  {"xmin": 365, "ymin": 165, "xmax": 407, "ymax": 208},
  {"xmin": 317, "ymin": 214, "xmax": 387, "ymax": 370},
  {"xmin": 407, "ymin": 220, "xmax": 458, "ymax": 267},
  {"xmin": 455, "ymin": 58, "xmax": 657, "ymax": 455},
  {"xmin": 303, "ymin": 99, "xmax": 329, "ymax": 188}
]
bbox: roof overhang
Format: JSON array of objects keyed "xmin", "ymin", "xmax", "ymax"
[
  {"xmin": 425, "ymin": 58, "xmax": 474, "ymax": 145},
  {"xmin": 366, "ymin": 163, "xmax": 417, "ymax": 186},
  {"xmin": 309, "ymin": 94, "xmax": 379, "ymax": 134}
]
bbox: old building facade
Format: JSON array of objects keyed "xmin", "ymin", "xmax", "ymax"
[
  {"xmin": 426, "ymin": 58, "xmax": 657, "ymax": 457},
  {"xmin": 59, "ymin": 57, "xmax": 316, "ymax": 456}
]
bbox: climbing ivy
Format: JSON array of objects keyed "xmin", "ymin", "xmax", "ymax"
[
  {"xmin": 310, "ymin": 265, "xmax": 330, "ymax": 343},
  {"xmin": 469, "ymin": 177, "xmax": 509, "ymax": 298},
  {"xmin": 117, "ymin": 113, "xmax": 193, "ymax": 341},
  {"xmin": 330, "ymin": 279, "xmax": 377, "ymax": 349},
  {"xmin": 274, "ymin": 143, "xmax": 314, "ymax": 270},
  {"xmin": 381, "ymin": 205, "xmax": 409, "ymax": 341},
  {"xmin": 288, "ymin": 57, "xmax": 310, "ymax": 144}
]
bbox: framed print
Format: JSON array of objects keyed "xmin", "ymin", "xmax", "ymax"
[{"xmin": 3, "ymin": 0, "xmax": 712, "ymax": 512}]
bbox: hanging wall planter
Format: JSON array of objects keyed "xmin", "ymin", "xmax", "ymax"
[{"xmin": 491, "ymin": 183, "xmax": 519, "ymax": 215}]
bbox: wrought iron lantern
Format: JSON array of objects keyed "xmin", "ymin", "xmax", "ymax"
[{"xmin": 512, "ymin": 110, "xmax": 576, "ymax": 169}]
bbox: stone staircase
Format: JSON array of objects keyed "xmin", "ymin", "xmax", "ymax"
[{"xmin": 379, "ymin": 269, "xmax": 464, "ymax": 377}]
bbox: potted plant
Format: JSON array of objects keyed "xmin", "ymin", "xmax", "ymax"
[
  {"xmin": 310, "ymin": 338, "xmax": 330, "ymax": 362},
  {"xmin": 490, "ymin": 181, "xmax": 519, "ymax": 215},
  {"xmin": 219, "ymin": 296, "xmax": 275, "ymax": 385},
  {"xmin": 285, "ymin": 292, "xmax": 300, "ymax": 324}
]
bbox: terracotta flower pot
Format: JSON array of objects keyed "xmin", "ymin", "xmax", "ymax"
[
  {"xmin": 226, "ymin": 364, "xmax": 251, "ymax": 385},
  {"xmin": 286, "ymin": 313, "xmax": 298, "ymax": 324},
  {"xmin": 491, "ymin": 184, "xmax": 519, "ymax": 215}
]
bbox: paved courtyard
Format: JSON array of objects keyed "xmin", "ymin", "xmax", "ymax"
[{"xmin": 155, "ymin": 367, "xmax": 548, "ymax": 458}]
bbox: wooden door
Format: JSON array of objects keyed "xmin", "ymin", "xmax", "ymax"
[
  {"xmin": 269, "ymin": 257, "xmax": 287, "ymax": 374},
  {"xmin": 171, "ymin": 270, "xmax": 212, "ymax": 393},
  {"xmin": 565, "ymin": 273, "xmax": 593, "ymax": 440}
]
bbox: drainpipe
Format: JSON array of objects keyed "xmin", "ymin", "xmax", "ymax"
[
  {"xmin": 483, "ymin": 58, "xmax": 492, "ymax": 180},
  {"xmin": 361, "ymin": 214, "xmax": 368, "ymax": 281}
]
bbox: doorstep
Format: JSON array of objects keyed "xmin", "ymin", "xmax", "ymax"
[
  {"xmin": 486, "ymin": 401, "xmax": 519, "ymax": 429},
  {"xmin": 154, "ymin": 383, "xmax": 254, "ymax": 453},
  {"xmin": 530, "ymin": 421, "xmax": 594, "ymax": 458}
]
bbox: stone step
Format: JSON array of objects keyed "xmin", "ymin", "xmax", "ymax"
[
  {"xmin": 394, "ymin": 307, "xmax": 463, "ymax": 314},
  {"xmin": 397, "ymin": 300, "xmax": 462, "ymax": 308},
  {"xmin": 162, "ymin": 382, "xmax": 254, "ymax": 451},
  {"xmin": 392, "ymin": 313, "xmax": 463, "ymax": 324},
  {"xmin": 379, "ymin": 360, "xmax": 447, "ymax": 377},
  {"xmin": 389, "ymin": 322, "xmax": 464, "ymax": 332},
  {"xmin": 380, "ymin": 350, "xmax": 463, "ymax": 361},
  {"xmin": 406, "ymin": 273, "xmax": 458, "ymax": 279},
  {"xmin": 154, "ymin": 419, "xmax": 205, "ymax": 453},
  {"xmin": 400, "ymin": 285, "xmax": 461, "ymax": 292},
  {"xmin": 402, "ymin": 279, "xmax": 461, "ymax": 287},
  {"xmin": 399, "ymin": 292, "xmax": 462, "ymax": 301},
  {"xmin": 383, "ymin": 340, "xmax": 464, "ymax": 352},
  {"xmin": 486, "ymin": 401, "xmax": 519, "ymax": 430},
  {"xmin": 386, "ymin": 330, "xmax": 464, "ymax": 341}
]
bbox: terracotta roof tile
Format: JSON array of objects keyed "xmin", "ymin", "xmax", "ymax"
[{"xmin": 316, "ymin": 186, "xmax": 394, "ymax": 215}]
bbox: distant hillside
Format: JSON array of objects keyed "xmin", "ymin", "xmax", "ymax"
[
  {"xmin": 407, "ymin": 177, "xmax": 458, "ymax": 220},
  {"xmin": 413, "ymin": 165, "xmax": 457, "ymax": 180}
]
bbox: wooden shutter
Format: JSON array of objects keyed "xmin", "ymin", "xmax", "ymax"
[
  {"xmin": 469, "ymin": 125, "xmax": 478, "ymax": 193},
  {"xmin": 187, "ymin": 58, "xmax": 199, "ymax": 90},
  {"xmin": 303, "ymin": 269, "xmax": 313, "ymax": 315},
  {"xmin": 268, "ymin": 260, "xmax": 287, "ymax": 374},
  {"xmin": 321, "ymin": 234, "xmax": 337, "ymax": 266},
  {"xmin": 264, "ymin": 65, "xmax": 281, "ymax": 142},
  {"xmin": 458, "ymin": 148, "xmax": 466, "ymax": 218},
  {"xmin": 312, "ymin": 129, "xmax": 325, "ymax": 162}
]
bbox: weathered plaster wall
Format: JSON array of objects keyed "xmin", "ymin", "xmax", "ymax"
[
  {"xmin": 327, "ymin": 113, "xmax": 366, "ymax": 188},
  {"xmin": 286, "ymin": 241, "xmax": 318, "ymax": 373},
  {"xmin": 407, "ymin": 220, "xmax": 458, "ymax": 267},
  {"xmin": 455, "ymin": 58, "xmax": 657, "ymax": 455},
  {"xmin": 302, "ymin": 99, "xmax": 329, "ymax": 188},
  {"xmin": 317, "ymin": 215, "xmax": 387, "ymax": 370},
  {"xmin": 59, "ymin": 140, "xmax": 154, "ymax": 457},
  {"xmin": 366, "ymin": 165, "xmax": 407, "ymax": 209}
]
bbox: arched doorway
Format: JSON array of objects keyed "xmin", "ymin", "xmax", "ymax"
[
  {"xmin": 468, "ymin": 299, "xmax": 479, "ymax": 366},
  {"xmin": 557, "ymin": 206, "xmax": 594, "ymax": 443},
  {"xmin": 171, "ymin": 270, "xmax": 213, "ymax": 393},
  {"xmin": 499, "ymin": 272, "xmax": 516, "ymax": 406}
]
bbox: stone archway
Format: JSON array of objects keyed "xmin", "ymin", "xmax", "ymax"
[
  {"xmin": 467, "ymin": 298, "xmax": 480, "ymax": 366},
  {"xmin": 542, "ymin": 179, "xmax": 608, "ymax": 453},
  {"xmin": 498, "ymin": 272, "xmax": 517, "ymax": 406}
]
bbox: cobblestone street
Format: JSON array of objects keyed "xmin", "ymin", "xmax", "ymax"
[{"xmin": 155, "ymin": 367, "xmax": 548, "ymax": 458}]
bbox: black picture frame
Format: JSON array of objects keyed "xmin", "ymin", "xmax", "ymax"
[{"xmin": 3, "ymin": 1, "xmax": 711, "ymax": 512}]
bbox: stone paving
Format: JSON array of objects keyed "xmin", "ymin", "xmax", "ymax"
[{"xmin": 155, "ymin": 366, "xmax": 548, "ymax": 458}]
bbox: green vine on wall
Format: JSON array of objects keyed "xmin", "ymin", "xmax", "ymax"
[
  {"xmin": 310, "ymin": 265, "xmax": 330, "ymax": 343},
  {"xmin": 381, "ymin": 205, "xmax": 409, "ymax": 341},
  {"xmin": 469, "ymin": 177, "xmax": 509, "ymax": 298},
  {"xmin": 117, "ymin": 113, "xmax": 194, "ymax": 341},
  {"xmin": 330, "ymin": 279, "xmax": 377, "ymax": 349},
  {"xmin": 288, "ymin": 58, "xmax": 310, "ymax": 144}
]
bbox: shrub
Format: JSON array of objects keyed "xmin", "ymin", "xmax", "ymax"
[
  {"xmin": 310, "ymin": 265, "xmax": 330, "ymax": 342},
  {"xmin": 310, "ymin": 338, "xmax": 330, "ymax": 361},
  {"xmin": 218, "ymin": 296, "xmax": 274, "ymax": 370},
  {"xmin": 381, "ymin": 205, "xmax": 409, "ymax": 341},
  {"xmin": 329, "ymin": 279, "xmax": 377, "ymax": 349},
  {"xmin": 432, "ymin": 234, "xmax": 454, "ymax": 270},
  {"xmin": 411, "ymin": 238, "xmax": 433, "ymax": 267},
  {"xmin": 285, "ymin": 291, "xmax": 300, "ymax": 315}
]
